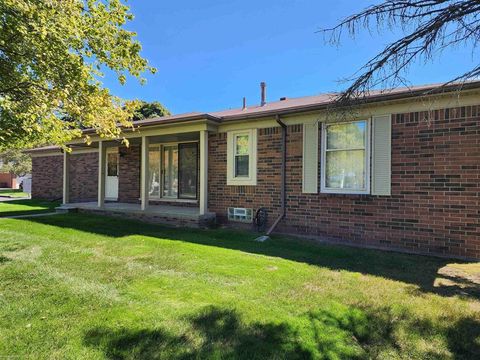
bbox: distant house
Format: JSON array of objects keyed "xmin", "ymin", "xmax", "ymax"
[
  {"xmin": 0, "ymin": 172, "xmax": 17, "ymax": 189},
  {"xmin": 26, "ymin": 82, "xmax": 480, "ymax": 260}
]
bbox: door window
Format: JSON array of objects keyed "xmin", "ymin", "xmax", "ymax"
[{"xmin": 107, "ymin": 153, "xmax": 118, "ymax": 177}]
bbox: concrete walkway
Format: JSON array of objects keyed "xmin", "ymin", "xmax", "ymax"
[{"xmin": 0, "ymin": 197, "xmax": 30, "ymax": 202}]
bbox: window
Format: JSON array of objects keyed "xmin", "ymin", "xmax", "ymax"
[
  {"xmin": 107, "ymin": 152, "xmax": 118, "ymax": 177},
  {"xmin": 321, "ymin": 120, "xmax": 370, "ymax": 194},
  {"xmin": 148, "ymin": 143, "xmax": 198, "ymax": 200},
  {"xmin": 148, "ymin": 146, "xmax": 161, "ymax": 198},
  {"xmin": 162, "ymin": 145, "xmax": 178, "ymax": 198},
  {"xmin": 227, "ymin": 129, "xmax": 257, "ymax": 186},
  {"xmin": 178, "ymin": 143, "xmax": 198, "ymax": 199},
  {"xmin": 234, "ymin": 134, "xmax": 249, "ymax": 177}
]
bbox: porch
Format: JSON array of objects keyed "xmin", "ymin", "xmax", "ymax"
[
  {"xmin": 56, "ymin": 201, "xmax": 216, "ymax": 228},
  {"xmin": 60, "ymin": 119, "xmax": 217, "ymax": 226}
]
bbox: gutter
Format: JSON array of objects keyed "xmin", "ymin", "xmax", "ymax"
[
  {"xmin": 266, "ymin": 115, "xmax": 287, "ymax": 236},
  {"xmin": 82, "ymin": 114, "xmax": 222, "ymax": 135}
]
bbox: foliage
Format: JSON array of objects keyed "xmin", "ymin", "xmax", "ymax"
[
  {"xmin": 0, "ymin": 0, "xmax": 155, "ymax": 150},
  {"xmin": 0, "ymin": 149, "xmax": 31, "ymax": 176},
  {"xmin": 132, "ymin": 101, "xmax": 170, "ymax": 121},
  {"xmin": 322, "ymin": 0, "xmax": 480, "ymax": 104},
  {"xmin": 0, "ymin": 212, "xmax": 479, "ymax": 358}
]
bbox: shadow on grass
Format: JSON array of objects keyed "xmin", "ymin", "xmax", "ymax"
[
  {"xmin": 83, "ymin": 305, "xmax": 382, "ymax": 359},
  {"xmin": 21, "ymin": 213, "xmax": 480, "ymax": 300},
  {"xmin": 0, "ymin": 255, "xmax": 11, "ymax": 264},
  {"xmin": 83, "ymin": 304, "xmax": 480, "ymax": 359},
  {"xmin": 0, "ymin": 199, "xmax": 60, "ymax": 217}
]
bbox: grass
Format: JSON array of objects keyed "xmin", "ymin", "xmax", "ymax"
[
  {"xmin": 0, "ymin": 189, "xmax": 30, "ymax": 198},
  {"xmin": 0, "ymin": 212, "xmax": 479, "ymax": 359},
  {"xmin": 0, "ymin": 198, "xmax": 60, "ymax": 217}
]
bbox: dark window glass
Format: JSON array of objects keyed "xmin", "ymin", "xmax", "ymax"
[
  {"xmin": 107, "ymin": 153, "xmax": 118, "ymax": 176},
  {"xmin": 162, "ymin": 146, "xmax": 178, "ymax": 198},
  {"xmin": 235, "ymin": 155, "xmax": 249, "ymax": 177},
  {"xmin": 178, "ymin": 143, "xmax": 198, "ymax": 199}
]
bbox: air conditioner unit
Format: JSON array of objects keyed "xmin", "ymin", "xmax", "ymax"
[{"xmin": 228, "ymin": 207, "xmax": 253, "ymax": 223}]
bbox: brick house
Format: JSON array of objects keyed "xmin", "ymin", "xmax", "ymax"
[{"xmin": 27, "ymin": 82, "xmax": 480, "ymax": 260}]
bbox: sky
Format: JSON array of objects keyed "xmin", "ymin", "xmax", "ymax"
[{"xmin": 101, "ymin": 0, "xmax": 477, "ymax": 115}]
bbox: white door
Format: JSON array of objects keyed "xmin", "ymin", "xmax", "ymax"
[{"xmin": 105, "ymin": 148, "xmax": 119, "ymax": 200}]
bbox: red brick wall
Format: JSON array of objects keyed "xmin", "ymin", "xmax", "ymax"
[
  {"xmin": 68, "ymin": 152, "xmax": 98, "ymax": 202},
  {"xmin": 208, "ymin": 127, "xmax": 286, "ymax": 225},
  {"xmin": 118, "ymin": 145, "xmax": 140, "ymax": 203},
  {"xmin": 31, "ymin": 155, "xmax": 63, "ymax": 200},
  {"xmin": 208, "ymin": 106, "xmax": 480, "ymax": 259},
  {"xmin": 29, "ymin": 104, "xmax": 479, "ymax": 259}
]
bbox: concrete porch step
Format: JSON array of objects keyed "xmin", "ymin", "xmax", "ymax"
[
  {"xmin": 55, "ymin": 205, "xmax": 78, "ymax": 214},
  {"xmin": 55, "ymin": 202, "xmax": 216, "ymax": 228}
]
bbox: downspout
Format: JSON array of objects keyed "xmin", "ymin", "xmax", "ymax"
[{"xmin": 266, "ymin": 115, "xmax": 287, "ymax": 235}]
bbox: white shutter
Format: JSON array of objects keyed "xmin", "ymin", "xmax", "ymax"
[
  {"xmin": 302, "ymin": 122, "xmax": 318, "ymax": 193},
  {"xmin": 371, "ymin": 115, "xmax": 392, "ymax": 196}
]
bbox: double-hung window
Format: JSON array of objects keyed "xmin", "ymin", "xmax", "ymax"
[
  {"xmin": 227, "ymin": 129, "xmax": 257, "ymax": 186},
  {"xmin": 234, "ymin": 134, "xmax": 250, "ymax": 177},
  {"xmin": 321, "ymin": 120, "xmax": 370, "ymax": 194}
]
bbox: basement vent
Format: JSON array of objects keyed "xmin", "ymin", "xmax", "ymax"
[{"xmin": 228, "ymin": 207, "xmax": 253, "ymax": 223}]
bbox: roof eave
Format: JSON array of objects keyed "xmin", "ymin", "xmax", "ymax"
[
  {"xmin": 220, "ymin": 82, "xmax": 480, "ymax": 121},
  {"xmin": 82, "ymin": 113, "xmax": 221, "ymax": 134}
]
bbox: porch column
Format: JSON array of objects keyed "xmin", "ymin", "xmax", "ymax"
[
  {"xmin": 98, "ymin": 141, "xmax": 106, "ymax": 208},
  {"xmin": 140, "ymin": 135, "xmax": 150, "ymax": 211},
  {"xmin": 199, "ymin": 130, "xmax": 208, "ymax": 215},
  {"xmin": 62, "ymin": 151, "xmax": 70, "ymax": 204}
]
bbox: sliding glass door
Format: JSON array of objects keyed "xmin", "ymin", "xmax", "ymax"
[
  {"xmin": 162, "ymin": 145, "xmax": 178, "ymax": 198},
  {"xmin": 148, "ymin": 142, "xmax": 198, "ymax": 200},
  {"xmin": 148, "ymin": 146, "xmax": 161, "ymax": 197},
  {"xmin": 178, "ymin": 143, "xmax": 198, "ymax": 199}
]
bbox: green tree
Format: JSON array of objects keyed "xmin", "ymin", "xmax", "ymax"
[
  {"xmin": 0, "ymin": 0, "xmax": 155, "ymax": 150},
  {"xmin": 0, "ymin": 149, "xmax": 31, "ymax": 177},
  {"xmin": 132, "ymin": 101, "xmax": 170, "ymax": 121}
]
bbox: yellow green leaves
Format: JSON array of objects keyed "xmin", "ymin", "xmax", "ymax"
[{"xmin": 0, "ymin": 0, "xmax": 156, "ymax": 150}]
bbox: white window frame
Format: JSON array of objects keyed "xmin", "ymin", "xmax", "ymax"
[
  {"xmin": 227, "ymin": 129, "xmax": 257, "ymax": 186},
  {"xmin": 320, "ymin": 120, "xmax": 371, "ymax": 194},
  {"xmin": 148, "ymin": 141, "xmax": 199, "ymax": 200}
]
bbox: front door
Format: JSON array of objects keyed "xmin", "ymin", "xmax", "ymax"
[{"xmin": 106, "ymin": 148, "xmax": 119, "ymax": 200}]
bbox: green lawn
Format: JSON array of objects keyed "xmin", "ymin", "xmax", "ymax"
[
  {"xmin": 0, "ymin": 199, "xmax": 60, "ymax": 217},
  {"xmin": 0, "ymin": 189, "xmax": 30, "ymax": 198},
  {"xmin": 0, "ymin": 213, "xmax": 479, "ymax": 359}
]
